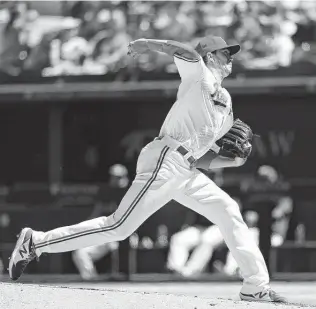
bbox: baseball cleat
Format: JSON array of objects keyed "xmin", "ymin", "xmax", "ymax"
[
  {"xmin": 240, "ymin": 289, "xmax": 287, "ymax": 303},
  {"xmin": 9, "ymin": 228, "xmax": 38, "ymax": 281}
]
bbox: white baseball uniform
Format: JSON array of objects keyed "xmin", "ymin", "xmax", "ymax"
[
  {"xmin": 31, "ymin": 55, "xmax": 269, "ymax": 292},
  {"xmin": 224, "ymin": 228, "xmax": 284, "ymax": 276}
]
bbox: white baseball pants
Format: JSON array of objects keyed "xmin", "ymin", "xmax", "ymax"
[{"xmin": 32, "ymin": 137, "xmax": 269, "ymax": 291}]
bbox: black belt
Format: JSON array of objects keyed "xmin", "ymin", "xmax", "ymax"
[
  {"xmin": 176, "ymin": 145, "xmax": 196, "ymax": 165},
  {"xmin": 156, "ymin": 137, "xmax": 196, "ymax": 166}
]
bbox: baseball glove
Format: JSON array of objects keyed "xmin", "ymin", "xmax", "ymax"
[{"xmin": 215, "ymin": 118, "xmax": 254, "ymax": 159}]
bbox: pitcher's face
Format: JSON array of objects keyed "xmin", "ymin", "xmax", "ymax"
[{"xmin": 215, "ymin": 48, "xmax": 233, "ymax": 76}]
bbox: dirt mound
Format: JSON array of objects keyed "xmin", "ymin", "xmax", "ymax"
[{"xmin": 0, "ymin": 282, "xmax": 313, "ymax": 309}]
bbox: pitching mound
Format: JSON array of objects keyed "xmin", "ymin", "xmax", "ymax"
[{"xmin": 0, "ymin": 282, "xmax": 313, "ymax": 309}]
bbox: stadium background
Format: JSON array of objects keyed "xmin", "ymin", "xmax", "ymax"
[{"xmin": 0, "ymin": 0, "xmax": 316, "ymax": 280}]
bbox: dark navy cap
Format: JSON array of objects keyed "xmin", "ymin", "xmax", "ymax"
[{"xmin": 195, "ymin": 36, "xmax": 241, "ymax": 56}]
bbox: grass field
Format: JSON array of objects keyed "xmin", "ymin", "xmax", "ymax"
[{"xmin": 1, "ymin": 279, "xmax": 316, "ymax": 309}]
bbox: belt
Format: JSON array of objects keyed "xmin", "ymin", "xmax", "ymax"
[
  {"xmin": 155, "ymin": 136, "xmax": 196, "ymax": 166},
  {"xmin": 176, "ymin": 145, "xmax": 197, "ymax": 165}
]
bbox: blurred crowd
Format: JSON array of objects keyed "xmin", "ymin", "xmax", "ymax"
[{"xmin": 0, "ymin": 0, "xmax": 316, "ymax": 82}]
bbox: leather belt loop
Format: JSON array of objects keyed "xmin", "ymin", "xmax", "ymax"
[
  {"xmin": 176, "ymin": 146, "xmax": 187, "ymax": 156},
  {"xmin": 175, "ymin": 146, "xmax": 196, "ymax": 167}
]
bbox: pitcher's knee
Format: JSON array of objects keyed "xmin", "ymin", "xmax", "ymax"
[
  {"xmin": 99, "ymin": 215, "xmax": 134, "ymax": 241},
  {"xmin": 112, "ymin": 224, "xmax": 134, "ymax": 241},
  {"xmin": 111, "ymin": 218, "xmax": 136, "ymax": 241}
]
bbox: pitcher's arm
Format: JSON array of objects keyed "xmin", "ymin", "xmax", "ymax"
[
  {"xmin": 195, "ymin": 151, "xmax": 247, "ymax": 170},
  {"xmin": 128, "ymin": 39, "xmax": 200, "ymax": 60}
]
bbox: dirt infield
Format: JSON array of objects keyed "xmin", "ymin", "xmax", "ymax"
[{"xmin": 1, "ymin": 282, "xmax": 315, "ymax": 309}]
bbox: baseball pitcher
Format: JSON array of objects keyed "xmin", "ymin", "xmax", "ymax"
[{"xmin": 9, "ymin": 35, "xmax": 286, "ymax": 303}]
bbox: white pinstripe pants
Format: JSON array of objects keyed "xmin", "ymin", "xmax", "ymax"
[{"xmin": 32, "ymin": 138, "xmax": 269, "ymax": 290}]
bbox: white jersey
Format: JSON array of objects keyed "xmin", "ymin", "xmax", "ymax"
[{"xmin": 159, "ymin": 54, "xmax": 233, "ymax": 159}]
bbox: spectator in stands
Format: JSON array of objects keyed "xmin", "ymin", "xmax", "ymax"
[
  {"xmin": 40, "ymin": 2, "xmax": 101, "ymax": 76},
  {"xmin": 127, "ymin": 1, "xmax": 156, "ymax": 39},
  {"xmin": 269, "ymin": 20, "xmax": 296, "ymax": 67},
  {"xmin": 83, "ymin": 8, "xmax": 131, "ymax": 76},
  {"xmin": 145, "ymin": 2, "xmax": 197, "ymax": 73},
  {"xmin": 42, "ymin": 26, "xmax": 87, "ymax": 76},
  {"xmin": 0, "ymin": 2, "xmax": 32, "ymax": 79},
  {"xmin": 154, "ymin": 2, "xmax": 196, "ymax": 42},
  {"xmin": 22, "ymin": 10, "xmax": 81, "ymax": 75},
  {"xmin": 197, "ymin": 1, "xmax": 234, "ymax": 39},
  {"xmin": 291, "ymin": 1, "xmax": 316, "ymax": 66},
  {"xmin": 235, "ymin": 13, "xmax": 296, "ymax": 70},
  {"xmin": 70, "ymin": 1, "xmax": 102, "ymax": 41},
  {"xmin": 3, "ymin": 0, "xmax": 316, "ymax": 79},
  {"xmin": 233, "ymin": 11, "xmax": 266, "ymax": 64}
]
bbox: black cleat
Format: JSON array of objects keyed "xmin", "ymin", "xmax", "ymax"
[{"xmin": 9, "ymin": 228, "xmax": 38, "ymax": 281}]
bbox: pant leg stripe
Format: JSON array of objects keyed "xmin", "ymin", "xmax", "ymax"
[{"xmin": 34, "ymin": 146, "xmax": 169, "ymax": 249}]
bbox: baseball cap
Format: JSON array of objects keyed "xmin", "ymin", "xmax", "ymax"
[{"xmin": 195, "ymin": 36, "xmax": 241, "ymax": 57}]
